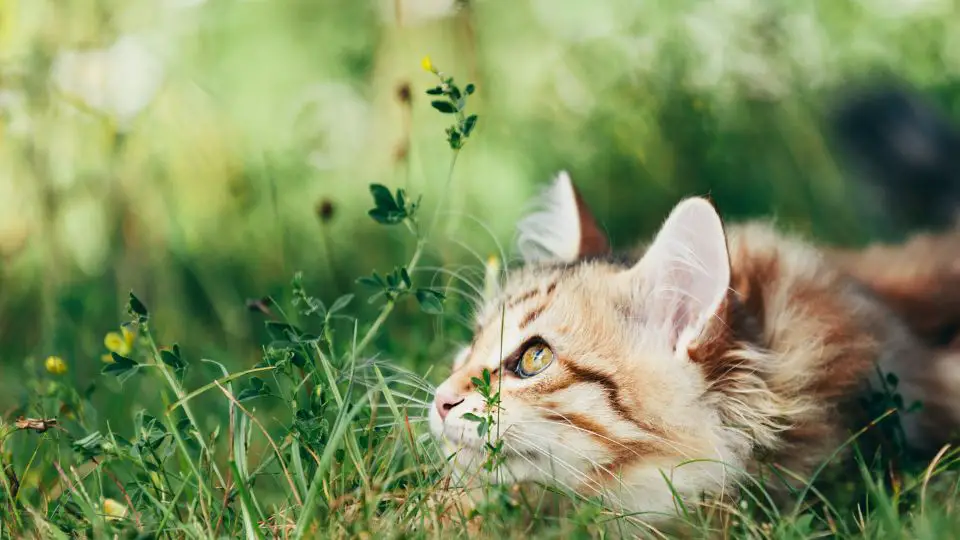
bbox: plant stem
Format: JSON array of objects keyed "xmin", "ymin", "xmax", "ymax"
[
  {"xmin": 353, "ymin": 149, "xmax": 460, "ymax": 359},
  {"xmin": 293, "ymin": 391, "xmax": 372, "ymax": 539},
  {"xmin": 143, "ymin": 326, "xmax": 227, "ymax": 489}
]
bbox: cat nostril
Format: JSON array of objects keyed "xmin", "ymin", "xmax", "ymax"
[
  {"xmin": 442, "ymin": 398, "xmax": 464, "ymax": 411},
  {"xmin": 435, "ymin": 392, "xmax": 465, "ymax": 420}
]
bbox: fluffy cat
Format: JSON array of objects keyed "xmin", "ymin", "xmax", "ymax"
[{"xmin": 427, "ymin": 171, "xmax": 960, "ymax": 521}]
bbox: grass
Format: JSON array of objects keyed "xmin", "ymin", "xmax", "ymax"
[{"xmin": 5, "ymin": 0, "xmax": 960, "ymax": 537}]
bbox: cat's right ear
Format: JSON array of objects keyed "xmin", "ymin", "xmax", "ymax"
[
  {"xmin": 515, "ymin": 171, "xmax": 610, "ymax": 264},
  {"xmin": 625, "ymin": 197, "xmax": 731, "ymax": 356}
]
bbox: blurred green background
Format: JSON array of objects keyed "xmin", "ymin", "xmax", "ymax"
[{"xmin": 3, "ymin": 0, "xmax": 960, "ymax": 423}]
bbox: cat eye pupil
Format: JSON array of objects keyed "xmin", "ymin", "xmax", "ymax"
[{"xmin": 516, "ymin": 342, "xmax": 554, "ymax": 378}]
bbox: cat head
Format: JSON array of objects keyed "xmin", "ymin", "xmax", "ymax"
[{"xmin": 428, "ymin": 171, "xmax": 751, "ymax": 514}]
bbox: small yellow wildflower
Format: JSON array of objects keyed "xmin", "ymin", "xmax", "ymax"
[
  {"xmin": 102, "ymin": 498, "xmax": 128, "ymax": 520},
  {"xmin": 103, "ymin": 333, "xmax": 126, "ymax": 353},
  {"xmin": 103, "ymin": 324, "xmax": 136, "ymax": 356},
  {"xmin": 483, "ymin": 254, "xmax": 501, "ymax": 300},
  {"xmin": 121, "ymin": 323, "xmax": 135, "ymax": 344},
  {"xmin": 45, "ymin": 356, "xmax": 67, "ymax": 375},
  {"xmin": 421, "ymin": 55, "xmax": 435, "ymax": 73}
]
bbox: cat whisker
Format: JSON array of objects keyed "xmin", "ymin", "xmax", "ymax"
[
  {"xmin": 502, "ymin": 436, "xmax": 600, "ymax": 501},
  {"xmin": 528, "ymin": 405, "xmax": 702, "ymax": 459},
  {"xmin": 354, "ymin": 418, "xmax": 430, "ymax": 432},
  {"xmin": 436, "ymin": 310, "xmax": 476, "ymax": 331},
  {"xmin": 512, "ymin": 429, "xmax": 626, "ymax": 489},
  {"xmin": 344, "ymin": 371, "xmax": 430, "ymax": 396},
  {"xmin": 419, "ymin": 264, "xmax": 485, "ymax": 297},
  {"xmin": 353, "ymin": 357, "xmax": 437, "ymax": 382},
  {"xmin": 502, "ymin": 429, "xmax": 605, "ymax": 488},
  {"xmin": 446, "ymin": 239, "xmax": 505, "ymax": 299},
  {"xmin": 435, "ymin": 211, "xmax": 509, "ymax": 277},
  {"xmin": 372, "ymin": 405, "xmax": 429, "ymax": 413},
  {"xmin": 349, "ymin": 382, "xmax": 434, "ymax": 406},
  {"xmin": 504, "ymin": 433, "xmax": 603, "ymax": 495},
  {"xmin": 523, "ymin": 407, "xmax": 728, "ymax": 489},
  {"xmin": 416, "ymin": 267, "xmax": 485, "ymax": 310},
  {"xmin": 377, "ymin": 377, "xmax": 437, "ymax": 396},
  {"xmin": 367, "ymin": 391, "xmax": 431, "ymax": 407}
]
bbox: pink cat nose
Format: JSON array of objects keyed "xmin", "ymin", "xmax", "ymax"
[{"xmin": 435, "ymin": 390, "xmax": 465, "ymax": 421}]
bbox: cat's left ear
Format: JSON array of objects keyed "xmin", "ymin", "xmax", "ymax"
[
  {"xmin": 516, "ymin": 171, "xmax": 610, "ymax": 264},
  {"xmin": 626, "ymin": 197, "xmax": 731, "ymax": 356}
]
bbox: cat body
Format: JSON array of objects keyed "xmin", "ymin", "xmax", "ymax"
[{"xmin": 428, "ymin": 172, "xmax": 960, "ymax": 520}]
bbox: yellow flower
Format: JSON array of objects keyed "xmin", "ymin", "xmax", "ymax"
[
  {"xmin": 421, "ymin": 55, "xmax": 435, "ymax": 73},
  {"xmin": 104, "ymin": 333, "xmax": 126, "ymax": 353},
  {"xmin": 483, "ymin": 254, "xmax": 501, "ymax": 300},
  {"xmin": 104, "ymin": 324, "xmax": 136, "ymax": 356},
  {"xmin": 102, "ymin": 498, "xmax": 128, "ymax": 520},
  {"xmin": 45, "ymin": 356, "xmax": 67, "ymax": 375},
  {"xmin": 121, "ymin": 323, "xmax": 136, "ymax": 344},
  {"xmin": 101, "ymin": 354, "xmax": 114, "ymax": 364}
]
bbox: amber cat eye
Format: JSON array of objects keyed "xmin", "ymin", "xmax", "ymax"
[{"xmin": 516, "ymin": 341, "xmax": 555, "ymax": 378}]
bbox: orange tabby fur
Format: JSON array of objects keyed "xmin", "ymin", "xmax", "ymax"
[{"xmin": 428, "ymin": 172, "xmax": 959, "ymax": 523}]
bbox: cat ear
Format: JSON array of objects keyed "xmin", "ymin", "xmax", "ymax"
[
  {"xmin": 628, "ymin": 197, "xmax": 730, "ymax": 355},
  {"xmin": 516, "ymin": 171, "xmax": 610, "ymax": 264}
]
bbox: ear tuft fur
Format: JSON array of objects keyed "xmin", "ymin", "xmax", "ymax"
[{"xmin": 516, "ymin": 171, "xmax": 609, "ymax": 264}]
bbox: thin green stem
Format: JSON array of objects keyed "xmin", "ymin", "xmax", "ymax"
[
  {"xmin": 142, "ymin": 325, "xmax": 226, "ymax": 489},
  {"xmin": 166, "ymin": 366, "xmax": 276, "ymax": 414},
  {"xmin": 293, "ymin": 391, "xmax": 372, "ymax": 539},
  {"xmin": 353, "ymin": 150, "xmax": 460, "ymax": 359}
]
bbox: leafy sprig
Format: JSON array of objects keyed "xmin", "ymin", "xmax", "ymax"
[
  {"xmin": 357, "ymin": 266, "xmax": 446, "ymax": 315},
  {"xmin": 423, "ymin": 56, "xmax": 479, "ymax": 150},
  {"xmin": 463, "ymin": 368, "xmax": 506, "ymax": 472},
  {"xmin": 367, "ymin": 184, "xmax": 421, "ymax": 226}
]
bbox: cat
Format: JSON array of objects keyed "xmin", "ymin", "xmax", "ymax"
[
  {"xmin": 426, "ymin": 82, "xmax": 960, "ymax": 523},
  {"xmin": 426, "ymin": 170, "xmax": 960, "ymax": 522}
]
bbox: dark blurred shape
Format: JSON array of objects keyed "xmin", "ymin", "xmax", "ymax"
[
  {"xmin": 316, "ymin": 198, "xmax": 336, "ymax": 223},
  {"xmin": 830, "ymin": 80, "xmax": 960, "ymax": 233},
  {"xmin": 393, "ymin": 142, "xmax": 409, "ymax": 163},
  {"xmin": 396, "ymin": 82, "xmax": 412, "ymax": 105},
  {"xmin": 245, "ymin": 297, "xmax": 273, "ymax": 316}
]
